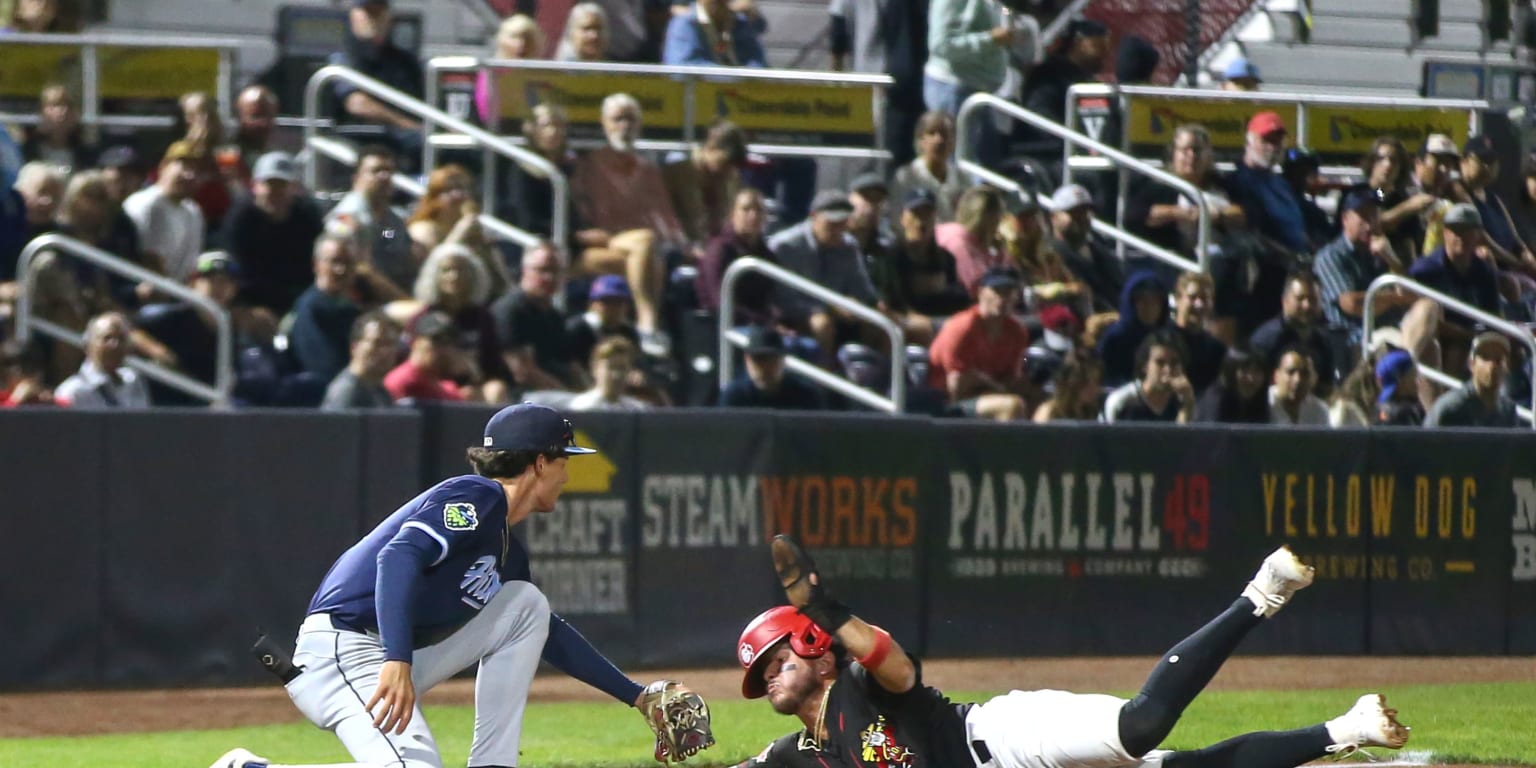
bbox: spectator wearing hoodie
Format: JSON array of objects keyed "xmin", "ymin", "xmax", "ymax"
[{"xmin": 1096, "ymin": 271, "xmax": 1169, "ymax": 386}]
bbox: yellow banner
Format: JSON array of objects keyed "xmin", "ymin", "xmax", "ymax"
[
  {"xmin": 97, "ymin": 46, "xmax": 220, "ymax": 99},
  {"xmin": 1125, "ymin": 96, "xmax": 1473, "ymax": 157},
  {"xmin": 1305, "ymin": 106, "xmax": 1470, "ymax": 155},
  {"xmin": 495, "ymin": 70, "xmax": 687, "ymax": 129},
  {"xmin": 695, "ymin": 81, "xmax": 873, "ymax": 136},
  {"xmin": 0, "ymin": 44, "xmax": 81, "ymax": 97},
  {"xmin": 1127, "ymin": 98, "xmax": 1295, "ymax": 151}
]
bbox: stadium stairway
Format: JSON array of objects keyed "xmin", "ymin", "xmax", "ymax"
[{"xmin": 1212, "ymin": 0, "xmax": 1525, "ymax": 96}]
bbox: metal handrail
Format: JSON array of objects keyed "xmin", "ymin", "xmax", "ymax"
[
  {"xmin": 1064, "ymin": 83, "xmax": 1488, "ymax": 155},
  {"xmin": 719, "ymin": 257, "xmax": 906, "ymax": 413},
  {"xmin": 14, "ymin": 234, "xmax": 234, "ymax": 406},
  {"xmin": 307, "ymin": 135, "xmax": 539, "ymax": 249},
  {"xmin": 2, "ymin": 32, "xmax": 240, "ymax": 130},
  {"xmin": 303, "ymin": 65, "xmax": 568, "ymax": 251},
  {"xmin": 1363, "ymin": 274, "xmax": 1535, "ymax": 426},
  {"xmin": 956, "ymin": 93, "xmax": 1207, "ymax": 275}
]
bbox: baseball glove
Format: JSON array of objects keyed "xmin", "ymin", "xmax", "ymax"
[{"xmin": 638, "ymin": 679, "xmax": 715, "ymax": 763}]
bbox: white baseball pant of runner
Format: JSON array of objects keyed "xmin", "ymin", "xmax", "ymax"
[
  {"xmin": 964, "ymin": 689, "xmax": 1173, "ymax": 768},
  {"xmin": 281, "ymin": 581, "xmax": 552, "ymax": 768}
]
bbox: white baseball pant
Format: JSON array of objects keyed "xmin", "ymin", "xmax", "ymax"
[
  {"xmin": 283, "ymin": 581, "xmax": 552, "ymax": 768},
  {"xmin": 965, "ymin": 689, "xmax": 1173, "ymax": 768}
]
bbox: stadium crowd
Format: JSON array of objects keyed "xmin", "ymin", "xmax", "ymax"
[{"xmin": 1, "ymin": 0, "xmax": 1533, "ymax": 429}]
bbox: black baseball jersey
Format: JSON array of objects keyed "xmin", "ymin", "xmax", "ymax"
[{"xmin": 745, "ymin": 659, "xmax": 974, "ymax": 768}]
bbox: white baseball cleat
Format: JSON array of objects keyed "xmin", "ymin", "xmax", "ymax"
[
  {"xmin": 1241, "ymin": 545, "xmax": 1315, "ymax": 617},
  {"xmin": 207, "ymin": 748, "xmax": 269, "ymax": 768},
  {"xmin": 1326, "ymin": 693, "xmax": 1411, "ymax": 755}
]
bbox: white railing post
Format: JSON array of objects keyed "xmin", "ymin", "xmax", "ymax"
[
  {"xmin": 16, "ymin": 234, "xmax": 234, "ymax": 406},
  {"xmin": 1363, "ymin": 274, "xmax": 1536, "ymax": 426},
  {"xmin": 957, "ymin": 93, "xmax": 1207, "ymax": 275},
  {"xmin": 303, "ymin": 65, "xmax": 568, "ymax": 251},
  {"xmin": 719, "ymin": 257, "xmax": 906, "ymax": 413}
]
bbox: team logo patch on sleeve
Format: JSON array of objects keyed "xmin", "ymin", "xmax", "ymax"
[{"xmin": 443, "ymin": 502, "xmax": 479, "ymax": 531}]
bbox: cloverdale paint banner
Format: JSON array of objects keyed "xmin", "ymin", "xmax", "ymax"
[
  {"xmin": 486, "ymin": 66, "xmax": 878, "ymax": 146},
  {"xmin": 1121, "ymin": 96, "xmax": 1473, "ymax": 161}
]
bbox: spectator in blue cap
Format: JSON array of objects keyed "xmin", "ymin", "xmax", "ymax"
[
  {"xmin": 566, "ymin": 274, "xmax": 641, "ymax": 378},
  {"xmin": 1374, "ymin": 349, "xmax": 1424, "ymax": 425},
  {"xmin": 1221, "ymin": 57, "xmax": 1261, "ymax": 91}
]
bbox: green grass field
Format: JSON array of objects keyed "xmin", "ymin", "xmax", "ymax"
[{"xmin": 3, "ymin": 683, "xmax": 1533, "ymax": 768}]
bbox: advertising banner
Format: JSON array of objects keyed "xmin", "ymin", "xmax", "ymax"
[
  {"xmin": 1360, "ymin": 430, "xmax": 1512, "ymax": 653},
  {"xmin": 633, "ymin": 410, "xmax": 778, "ymax": 665},
  {"xmin": 1510, "ymin": 439, "xmax": 1536, "ymax": 653},
  {"xmin": 696, "ymin": 80, "xmax": 877, "ymax": 147},
  {"xmin": 927, "ymin": 424, "xmax": 1251, "ymax": 657},
  {"xmin": 1304, "ymin": 106, "xmax": 1471, "ymax": 158},
  {"xmin": 1218, "ymin": 429, "xmax": 1376, "ymax": 654},
  {"xmin": 760, "ymin": 413, "xmax": 932, "ymax": 650},
  {"xmin": 474, "ymin": 66, "xmax": 879, "ymax": 146},
  {"xmin": 1120, "ymin": 95, "xmax": 1472, "ymax": 161},
  {"xmin": 490, "ymin": 69, "xmax": 689, "ymax": 139},
  {"xmin": 0, "ymin": 412, "xmax": 107, "ymax": 689},
  {"xmin": 97, "ymin": 46, "xmax": 220, "ymax": 100},
  {"xmin": 1125, "ymin": 98, "xmax": 1296, "ymax": 154}
]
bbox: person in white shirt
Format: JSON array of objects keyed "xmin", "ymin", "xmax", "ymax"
[
  {"xmin": 568, "ymin": 336, "xmax": 649, "ymax": 412},
  {"xmin": 1268, "ymin": 347, "xmax": 1329, "ymax": 426},
  {"xmin": 122, "ymin": 140, "xmax": 205, "ymax": 281},
  {"xmin": 54, "ymin": 312, "xmax": 151, "ymax": 408}
]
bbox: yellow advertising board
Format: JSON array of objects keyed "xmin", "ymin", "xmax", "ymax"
[
  {"xmin": 0, "ymin": 44, "xmax": 81, "ymax": 97},
  {"xmin": 694, "ymin": 80, "xmax": 874, "ymax": 139},
  {"xmin": 0, "ymin": 44, "xmax": 218, "ymax": 100},
  {"xmin": 1304, "ymin": 106, "xmax": 1470, "ymax": 154},
  {"xmin": 97, "ymin": 46, "xmax": 220, "ymax": 100},
  {"xmin": 494, "ymin": 70, "xmax": 688, "ymax": 131},
  {"xmin": 1126, "ymin": 98, "xmax": 1295, "ymax": 151},
  {"xmin": 1125, "ymin": 96, "xmax": 1474, "ymax": 158}
]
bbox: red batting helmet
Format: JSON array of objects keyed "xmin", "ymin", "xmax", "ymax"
[{"xmin": 737, "ymin": 605, "xmax": 833, "ymax": 699}]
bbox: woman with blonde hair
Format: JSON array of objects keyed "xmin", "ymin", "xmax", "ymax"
[
  {"xmin": 475, "ymin": 14, "xmax": 546, "ymax": 126},
  {"xmin": 406, "ymin": 164, "xmax": 511, "ymax": 296},
  {"xmin": 936, "ymin": 185, "xmax": 1008, "ymax": 297},
  {"xmin": 556, "ymin": 3, "xmax": 609, "ymax": 62},
  {"xmin": 396, "ymin": 243, "xmax": 510, "ymax": 403},
  {"xmin": 998, "ymin": 190, "xmax": 1090, "ymax": 313}
]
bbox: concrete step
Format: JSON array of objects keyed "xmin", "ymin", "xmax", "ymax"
[
  {"xmin": 1242, "ymin": 41, "xmax": 1494, "ymax": 91},
  {"xmin": 1308, "ymin": 0, "xmax": 1412, "ymax": 19},
  {"xmin": 1307, "ymin": 16, "xmax": 1417, "ymax": 47},
  {"xmin": 758, "ymin": 0, "xmax": 831, "ymax": 69}
]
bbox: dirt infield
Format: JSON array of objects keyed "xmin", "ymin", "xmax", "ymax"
[{"xmin": 3, "ymin": 656, "xmax": 1532, "ymax": 748}]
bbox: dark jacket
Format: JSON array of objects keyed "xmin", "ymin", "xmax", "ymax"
[{"xmin": 1096, "ymin": 271, "xmax": 1169, "ymax": 386}]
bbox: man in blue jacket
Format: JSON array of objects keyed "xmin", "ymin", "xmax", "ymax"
[{"xmin": 663, "ymin": 0, "xmax": 767, "ymax": 66}]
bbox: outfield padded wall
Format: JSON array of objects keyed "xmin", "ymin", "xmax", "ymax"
[{"xmin": 0, "ymin": 407, "xmax": 1525, "ymax": 690}]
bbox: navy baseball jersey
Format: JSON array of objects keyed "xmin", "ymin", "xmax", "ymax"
[{"xmin": 308, "ymin": 474, "xmax": 529, "ymax": 662}]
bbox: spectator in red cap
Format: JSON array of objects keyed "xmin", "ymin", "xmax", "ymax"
[{"xmin": 1228, "ymin": 111, "xmax": 1312, "ymax": 255}]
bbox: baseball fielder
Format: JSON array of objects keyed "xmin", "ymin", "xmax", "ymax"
[
  {"xmin": 735, "ymin": 536, "xmax": 1409, "ymax": 768},
  {"xmin": 211, "ymin": 403, "xmax": 712, "ymax": 768}
]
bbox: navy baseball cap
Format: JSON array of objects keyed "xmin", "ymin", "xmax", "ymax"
[
  {"xmin": 589, "ymin": 274, "xmax": 632, "ymax": 302},
  {"xmin": 1340, "ymin": 186, "xmax": 1382, "ymax": 213},
  {"xmin": 482, "ymin": 403, "xmax": 597, "ymax": 455},
  {"xmin": 902, "ymin": 188, "xmax": 937, "ymax": 212}
]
